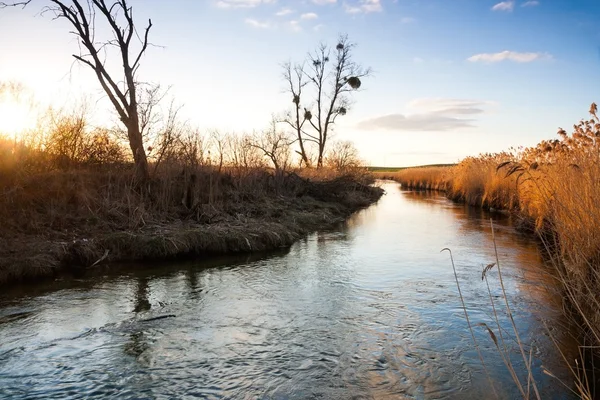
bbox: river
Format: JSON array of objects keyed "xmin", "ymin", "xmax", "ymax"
[{"xmin": 0, "ymin": 181, "xmax": 577, "ymax": 399}]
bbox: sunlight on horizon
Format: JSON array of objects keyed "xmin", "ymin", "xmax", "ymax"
[{"xmin": 0, "ymin": 100, "xmax": 36, "ymax": 138}]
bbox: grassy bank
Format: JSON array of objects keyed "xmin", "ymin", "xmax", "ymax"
[
  {"xmin": 367, "ymin": 163, "xmax": 455, "ymax": 174},
  {"xmin": 0, "ymin": 112, "xmax": 385, "ymax": 287},
  {"xmin": 378, "ymin": 104, "xmax": 600, "ymax": 390},
  {"xmin": 0, "ymin": 166, "xmax": 382, "ymax": 286},
  {"xmin": 374, "ymin": 165, "xmax": 453, "ymax": 192},
  {"xmin": 0, "ymin": 104, "xmax": 384, "ymax": 287}
]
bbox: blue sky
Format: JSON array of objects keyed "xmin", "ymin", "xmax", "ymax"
[{"xmin": 1, "ymin": 0, "xmax": 599, "ymax": 166}]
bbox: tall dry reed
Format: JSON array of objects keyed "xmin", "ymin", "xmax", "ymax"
[{"xmin": 392, "ymin": 103, "xmax": 600, "ymax": 395}]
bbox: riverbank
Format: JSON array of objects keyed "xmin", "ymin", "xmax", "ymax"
[
  {"xmin": 374, "ymin": 163, "xmax": 536, "ymax": 232},
  {"xmin": 376, "ymin": 105, "xmax": 600, "ymax": 396},
  {"xmin": 0, "ymin": 182, "xmax": 572, "ymax": 399},
  {"xmin": 0, "ymin": 169, "xmax": 383, "ymax": 287}
]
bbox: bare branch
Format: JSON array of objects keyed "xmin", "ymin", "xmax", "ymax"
[
  {"xmin": 132, "ymin": 18, "xmax": 152, "ymax": 71},
  {"xmin": 20, "ymin": 0, "xmax": 157, "ymax": 182},
  {"xmin": 0, "ymin": 0, "xmax": 31, "ymax": 8}
]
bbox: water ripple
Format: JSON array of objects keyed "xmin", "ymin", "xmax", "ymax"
[{"xmin": 0, "ymin": 182, "xmax": 578, "ymax": 399}]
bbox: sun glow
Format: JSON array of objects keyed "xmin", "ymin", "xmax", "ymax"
[{"xmin": 0, "ymin": 100, "xmax": 35, "ymax": 138}]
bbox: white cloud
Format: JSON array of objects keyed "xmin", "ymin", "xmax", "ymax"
[
  {"xmin": 313, "ymin": 24, "xmax": 325, "ymax": 31},
  {"xmin": 301, "ymin": 12, "xmax": 319, "ymax": 20},
  {"xmin": 467, "ymin": 50, "xmax": 552, "ymax": 63},
  {"xmin": 521, "ymin": 0, "xmax": 539, "ymax": 6},
  {"xmin": 276, "ymin": 8, "xmax": 294, "ymax": 16},
  {"xmin": 408, "ymin": 98, "xmax": 494, "ymax": 114},
  {"xmin": 357, "ymin": 114, "xmax": 476, "ymax": 132},
  {"xmin": 357, "ymin": 98, "xmax": 493, "ymax": 132},
  {"xmin": 491, "ymin": 1, "xmax": 514, "ymax": 11},
  {"xmin": 217, "ymin": 0, "xmax": 276, "ymax": 8},
  {"xmin": 412, "ymin": 57, "xmax": 424, "ymax": 64},
  {"xmin": 289, "ymin": 20, "xmax": 302, "ymax": 32},
  {"xmin": 400, "ymin": 17, "xmax": 416, "ymax": 23},
  {"xmin": 245, "ymin": 18, "xmax": 271, "ymax": 28},
  {"xmin": 345, "ymin": 0, "xmax": 382, "ymax": 14},
  {"xmin": 312, "ymin": 0, "xmax": 336, "ymax": 4}
]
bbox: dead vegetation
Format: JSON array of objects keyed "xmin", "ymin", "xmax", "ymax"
[
  {"xmin": 0, "ymin": 103, "xmax": 381, "ymax": 286},
  {"xmin": 0, "ymin": 165, "xmax": 382, "ymax": 286},
  {"xmin": 386, "ymin": 103, "xmax": 600, "ymax": 396}
]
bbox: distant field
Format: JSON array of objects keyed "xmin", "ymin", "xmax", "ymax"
[{"xmin": 366, "ymin": 164, "xmax": 456, "ymax": 172}]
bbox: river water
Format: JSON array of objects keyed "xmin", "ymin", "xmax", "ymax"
[{"xmin": 0, "ymin": 181, "xmax": 576, "ymax": 399}]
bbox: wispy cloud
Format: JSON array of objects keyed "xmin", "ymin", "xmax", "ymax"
[
  {"xmin": 358, "ymin": 114, "xmax": 476, "ymax": 132},
  {"xmin": 345, "ymin": 0, "xmax": 382, "ymax": 14},
  {"xmin": 400, "ymin": 17, "xmax": 416, "ymax": 23},
  {"xmin": 217, "ymin": 0, "xmax": 276, "ymax": 8},
  {"xmin": 521, "ymin": 0, "xmax": 539, "ymax": 6},
  {"xmin": 491, "ymin": 1, "xmax": 514, "ymax": 11},
  {"xmin": 275, "ymin": 8, "xmax": 294, "ymax": 16},
  {"xmin": 245, "ymin": 18, "xmax": 271, "ymax": 28},
  {"xmin": 313, "ymin": 24, "xmax": 325, "ymax": 31},
  {"xmin": 408, "ymin": 98, "xmax": 494, "ymax": 114},
  {"xmin": 288, "ymin": 20, "xmax": 302, "ymax": 32},
  {"xmin": 467, "ymin": 50, "xmax": 552, "ymax": 63},
  {"xmin": 312, "ymin": 0, "xmax": 336, "ymax": 4},
  {"xmin": 301, "ymin": 12, "xmax": 319, "ymax": 20},
  {"xmin": 357, "ymin": 98, "xmax": 492, "ymax": 132}
]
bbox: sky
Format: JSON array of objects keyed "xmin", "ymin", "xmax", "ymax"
[{"xmin": 1, "ymin": 0, "xmax": 600, "ymax": 166}]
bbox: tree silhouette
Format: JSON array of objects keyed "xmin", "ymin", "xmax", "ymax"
[
  {"xmin": 282, "ymin": 35, "xmax": 370, "ymax": 168},
  {"xmin": 2, "ymin": 0, "xmax": 153, "ymax": 183}
]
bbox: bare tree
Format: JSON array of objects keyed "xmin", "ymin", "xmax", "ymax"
[
  {"xmin": 249, "ymin": 118, "xmax": 292, "ymax": 176},
  {"xmin": 4, "ymin": 0, "xmax": 154, "ymax": 183},
  {"xmin": 325, "ymin": 140, "xmax": 362, "ymax": 172},
  {"xmin": 44, "ymin": 103, "xmax": 88, "ymax": 168},
  {"xmin": 225, "ymin": 133, "xmax": 264, "ymax": 173},
  {"xmin": 283, "ymin": 35, "xmax": 370, "ymax": 168},
  {"xmin": 0, "ymin": 1, "xmax": 31, "ymax": 6},
  {"xmin": 177, "ymin": 128, "xmax": 207, "ymax": 169},
  {"xmin": 209, "ymin": 130, "xmax": 226, "ymax": 174},
  {"xmin": 282, "ymin": 62, "xmax": 310, "ymax": 167},
  {"xmin": 135, "ymin": 84, "xmax": 183, "ymax": 176}
]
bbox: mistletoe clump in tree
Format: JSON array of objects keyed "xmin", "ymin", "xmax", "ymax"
[{"xmin": 282, "ymin": 35, "xmax": 370, "ymax": 168}]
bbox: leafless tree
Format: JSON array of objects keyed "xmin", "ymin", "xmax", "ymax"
[
  {"xmin": 209, "ymin": 130, "xmax": 226, "ymax": 174},
  {"xmin": 282, "ymin": 62, "xmax": 310, "ymax": 167},
  {"xmin": 177, "ymin": 128, "xmax": 207, "ymax": 169},
  {"xmin": 0, "ymin": 0, "xmax": 31, "ymax": 7},
  {"xmin": 249, "ymin": 118, "xmax": 292, "ymax": 176},
  {"xmin": 225, "ymin": 133, "xmax": 263, "ymax": 173},
  {"xmin": 283, "ymin": 35, "xmax": 370, "ymax": 168},
  {"xmin": 44, "ymin": 103, "xmax": 88, "ymax": 168},
  {"xmin": 3, "ymin": 0, "xmax": 154, "ymax": 183},
  {"xmin": 135, "ymin": 84, "xmax": 183, "ymax": 176},
  {"xmin": 325, "ymin": 140, "xmax": 362, "ymax": 172}
]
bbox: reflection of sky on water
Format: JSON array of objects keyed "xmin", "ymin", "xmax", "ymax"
[{"xmin": 0, "ymin": 182, "xmax": 576, "ymax": 399}]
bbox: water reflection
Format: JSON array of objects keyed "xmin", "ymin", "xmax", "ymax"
[
  {"xmin": 133, "ymin": 277, "xmax": 151, "ymax": 313},
  {"xmin": 0, "ymin": 182, "xmax": 577, "ymax": 399}
]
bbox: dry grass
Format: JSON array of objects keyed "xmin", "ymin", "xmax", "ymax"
[
  {"xmin": 0, "ymin": 114, "xmax": 382, "ymax": 286},
  {"xmin": 0, "ymin": 169, "xmax": 383, "ymax": 286},
  {"xmin": 374, "ymin": 166, "xmax": 451, "ymax": 191},
  {"xmin": 444, "ymin": 221, "xmax": 552, "ymax": 400},
  {"xmin": 395, "ymin": 103, "xmax": 600, "ymax": 396}
]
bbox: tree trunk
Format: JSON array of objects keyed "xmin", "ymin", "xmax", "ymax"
[
  {"xmin": 126, "ymin": 123, "xmax": 149, "ymax": 183},
  {"xmin": 295, "ymin": 104, "xmax": 310, "ymax": 167},
  {"xmin": 298, "ymin": 135, "xmax": 310, "ymax": 167},
  {"xmin": 317, "ymin": 140, "xmax": 325, "ymax": 168}
]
